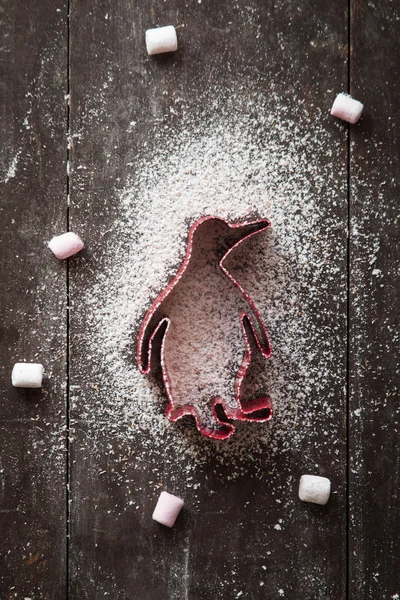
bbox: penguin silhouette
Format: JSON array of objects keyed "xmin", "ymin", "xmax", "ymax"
[{"xmin": 137, "ymin": 216, "xmax": 273, "ymax": 440}]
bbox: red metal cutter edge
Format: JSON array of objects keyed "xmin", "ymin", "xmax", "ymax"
[{"xmin": 137, "ymin": 215, "xmax": 273, "ymax": 440}]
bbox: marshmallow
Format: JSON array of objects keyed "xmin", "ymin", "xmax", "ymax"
[
  {"xmin": 48, "ymin": 232, "xmax": 84, "ymax": 260},
  {"xmin": 12, "ymin": 363, "xmax": 44, "ymax": 388},
  {"xmin": 152, "ymin": 491, "xmax": 184, "ymax": 527},
  {"xmin": 146, "ymin": 26, "xmax": 178, "ymax": 56},
  {"xmin": 299, "ymin": 474, "xmax": 331, "ymax": 505},
  {"xmin": 331, "ymin": 93, "xmax": 364, "ymax": 124}
]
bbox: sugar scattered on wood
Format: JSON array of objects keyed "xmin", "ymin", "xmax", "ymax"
[{"xmin": 74, "ymin": 86, "xmax": 346, "ymax": 480}]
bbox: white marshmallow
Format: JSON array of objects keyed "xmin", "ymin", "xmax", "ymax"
[
  {"xmin": 331, "ymin": 93, "xmax": 364, "ymax": 124},
  {"xmin": 12, "ymin": 363, "xmax": 44, "ymax": 388},
  {"xmin": 152, "ymin": 491, "xmax": 184, "ymax": 527},
  {"xmin": 48, "ymin": 232, "xmax": 84, "ymax": 260},
  {"xmin": 299, "ymin": 474, "xmax": 331, "ymax": 505},
  {"xmin": 146, "ymin": 26, "xmax": 178, "ymax": 56}
]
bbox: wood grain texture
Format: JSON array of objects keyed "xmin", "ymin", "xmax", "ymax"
[
  {"xmin": 69, "ymin": 1, "xmax": 348, "ymax": 599},
  {"xmin": 7, "ymin": 1, "xmax": 400, "ymax": 598},
  {"xmin": 349, "ymin": 1, "xmax": 400, "ymax": 598},
  {"xmin": 0, "ymin": 0, "xmax": 68, "ymax": 598}
]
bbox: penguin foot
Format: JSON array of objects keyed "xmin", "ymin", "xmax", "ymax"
[
  {"xmin": 220, "ymin": 396, "xmax": 273, "ymax": 423},
  {"xmin": 166, "ymin": 403, "xmax": 235, "ymax": 440},
  {"xmin": 240, "ymin": 396, "xmax": 273, "ymax": 421}
]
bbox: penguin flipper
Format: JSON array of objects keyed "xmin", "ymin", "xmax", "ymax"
[
  {"xmin": 137, "ymin": 302, "xmax": 169, "ymax": 374},
  {"xmin": 241, "ymin": 308, "xmax": 272, "ymax": 358},
  {"xmin": 234, "ymin": 312, "xmax": 273, "ymax": 421}
]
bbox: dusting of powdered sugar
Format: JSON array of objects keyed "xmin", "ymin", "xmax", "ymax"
[
  {"xmin": 73, "ymin": 88, "xmax": 346, "ymax": 476},
  {"xmin": 1, "ymin": 150, "xmax": 21, "ymax": 184}
]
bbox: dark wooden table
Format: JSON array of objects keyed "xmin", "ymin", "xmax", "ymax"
[{"xmin": 1, "ymin": 1, "xmax": 399, "ymax": 598}]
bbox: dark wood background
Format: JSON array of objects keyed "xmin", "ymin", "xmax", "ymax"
[{"xmin": 0, "ymin": 0, "xmax": 399, "ymax": 598}]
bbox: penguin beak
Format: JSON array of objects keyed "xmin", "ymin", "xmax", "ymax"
[{"xmin": 230, "ymin": 219, "xmax": 270, "ymax": 242}]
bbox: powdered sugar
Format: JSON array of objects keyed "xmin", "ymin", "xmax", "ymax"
[
  {"xmin": 1, "ymin": 151, "xmax": 20, "ymax": 184},
  {"xmin": 73, "ymin": 87, "xmax": 346, "ymax": 476}
]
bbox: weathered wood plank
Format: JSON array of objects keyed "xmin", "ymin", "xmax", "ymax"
[
  {"xmin": 349, "ymin": 1, "xmax": 400, "ymax": 598},
  {"xmin": 69, "ymin": 1, "xmax": 348, "ymax": 598},
  {"xmin": 0, "ymin": 0, "xmax": 67, "ymax": 597}
]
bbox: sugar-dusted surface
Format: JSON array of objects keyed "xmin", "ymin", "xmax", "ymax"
[
  {"xmin": 349, "ymin": 2, "xmax": 400, "ymax": 597},
  {"xmin": 0, "ymin": 1, "xmax": 68, "ymax": 597},
  {"xmin": 70, "ymin": 84, "xmax": 347, "ymax": 598},
  {"xmin": 72, "ymin": 89, "xmax": 347, "ymax": 477},
  {"xmin": 2, "ymin": 0, "xmax": 399, "ymax": 598},
  {"xmin": 68, "ymin": 0, "xmax": 349, "ymax": 598}
]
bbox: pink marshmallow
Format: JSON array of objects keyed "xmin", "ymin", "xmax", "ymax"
[
  {"xmin": 48, "ymin": 232, "xmax": 84, "ymax": 260},
  {"xmin": 152, "ymin": 491, "xmax": 184, "ymax": 527},
  {"xmin": 331, "ymin": 93, "xmax": 364, "ymax": 124}
]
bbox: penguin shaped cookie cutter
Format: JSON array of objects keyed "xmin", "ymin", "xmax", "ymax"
[{"xmin": 137, "ymin": 216, "xmax": 273, "ymax": 440}]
